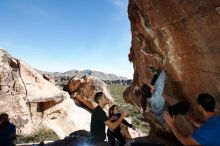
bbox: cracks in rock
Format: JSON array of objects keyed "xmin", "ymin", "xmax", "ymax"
[
  {"xmin": 136, "ymin": 11, "xmax": 166, "ymax": 65},
  {"xmin": 5, "ymin": 60, "xmax": 17, "ymax": 95},
  {"xmin": 178, "ymin": 50, "xmax": 220, "ymax": 56},
  {"xmin": 134, "ymin": 0, "xmax": 219, "ymax": 29},
  {"xmin": 200, "ymin": 69, "xmax": 220, "ymax": 75},
  {"xmin": 140, "ymin": 39, "xmax": 151, "ymax": 56},
  {"xmin": 16, "ymin": 60, "xmax": 33, "ymax": 120},
  {"xmin": 160, "ymin": 28, "xmax": 173, "ymax": 65},
  {"xmin": 139, "ymin": 12, "xmax": 154, "ymax": 39},
  {"xmin": 9, "ymin": 59, "xmax": 16, "ymax": 82},
  {"xmin": 133, "ymin": 0, "xmax": 160, "ymax": 17},
  {"xmin": 138, "ymin": 31, "xmax": 164, "ymax": 66},
  {"xmin": 46, "ymin": 110, "xmax": 61, "ymax": 116}
]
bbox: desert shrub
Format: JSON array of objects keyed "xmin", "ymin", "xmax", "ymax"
[{"xmin": 15, "ymin": 128, "xmax": 59, "ymax": 144}]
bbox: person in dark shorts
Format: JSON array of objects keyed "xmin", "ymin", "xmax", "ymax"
[
  {"xmin": 90, "ymin": 92, "xmax": 128, "ymax": 146},
  {"xmin": 107, "ymin": 105, "xmax": 135, "ymax": 146},
  {"xmin": 0, "ymin": 113, "xmax": 16, "ymax": 146},
  {"xmin": 164, "ymin": 93, "xmax": 220, "ymax": 146}
]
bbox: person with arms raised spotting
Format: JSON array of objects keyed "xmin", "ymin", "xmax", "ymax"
[{"xmin": 90, "ymin": 92, "xmax": 128, "ymax": 146}]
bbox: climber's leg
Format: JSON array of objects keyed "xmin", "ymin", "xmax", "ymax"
[{"xmin": 168, "ymin": 101, "xmax": 190, "ymax": 117}]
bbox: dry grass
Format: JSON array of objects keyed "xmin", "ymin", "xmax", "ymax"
[
  {"xmin": 15, "ymin": 129, "xmax": 59, "ymax": 144},
  {"xmin": 109, "ymin": 84, "xmax": 150, "ymax": 133}
]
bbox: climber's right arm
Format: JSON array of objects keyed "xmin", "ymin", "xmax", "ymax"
[{"xmin": 186, "ymin": 115, "xmax": 203, "ymax": 128}]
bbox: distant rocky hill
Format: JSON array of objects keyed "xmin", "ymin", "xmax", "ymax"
[{"xmin": 37, "ymin": 70, "xmax": 132, "ymax": 87}]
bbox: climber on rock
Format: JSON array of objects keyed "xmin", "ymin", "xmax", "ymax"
[
  {"xmin": 163, "ymin": 93, "xmax": 220, "ymax": 146},
  {"xmin": 141, "ymin": 70, "xmax": 189, "ymax": 122},
  {"xmin": 107, "ymin": 104, "xmax": 135, "ymax": 146},
  {"xmin": 90, "ymin": 92, "xmax": 128, "ymax": 146},
  {"xmin": 0, "ymin": 113, "xmax": 16, "ymax": 146}
]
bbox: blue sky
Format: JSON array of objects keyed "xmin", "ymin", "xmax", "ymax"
[{"xmin": 0, "ymin": 0, "xmax": 133, "ymax": 78}]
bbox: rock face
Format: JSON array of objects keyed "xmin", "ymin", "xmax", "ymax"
[
  {"xmin": 0, "ymin": 49, "xmax": 91, "ymax": 138},
  {"xmin": 125, "ymin": 0, "xmax": 220, "ymax": 139}
]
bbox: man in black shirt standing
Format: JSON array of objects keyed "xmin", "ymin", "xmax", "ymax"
[{"xmin": 90, "ymin": 92, "xmax": 128, "ymax": 146}]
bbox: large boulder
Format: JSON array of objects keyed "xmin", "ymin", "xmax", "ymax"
[
  {"xmin": 0, "ymin": 49, "xmax": 91, "ymax": 138},
  {"xmin": 65, "ymin": 76, "xmax": 113, "ymax": 110},
  {"xmin": 125, "ymin": 0, "xmax": 220, "ymax": 140}
]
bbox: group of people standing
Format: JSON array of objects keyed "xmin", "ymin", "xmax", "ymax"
[
  {"xmin": 90, "ymin": 92, "xmax": 134, "ymax": 146},
  {"xmin": 90, "ymin": 70, "xmax": 220, "ymax": 146}
]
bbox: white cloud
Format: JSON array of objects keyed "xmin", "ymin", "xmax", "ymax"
[
  {"xmin": 107, "ymin": 0, "xmax": 129, "ymax": 22},
  {"xmin": 111, "ymin": 0, "xmax": 127, "ymax": 10}
]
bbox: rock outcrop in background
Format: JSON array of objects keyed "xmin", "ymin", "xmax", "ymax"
[
  {"xmin": 0, "ymin": 49, "xmax": 92, "ymax": 138},
  {"xmin": 125, "ymin": 0, "xmax": 220, "ymax": 140},
  {"xmin": 65, "ymin": 76, "xmax": 113, "ymax": 111},
  {"xmin": 0, "ymin": 49, "xmax": 143, "ymax": 142}
]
